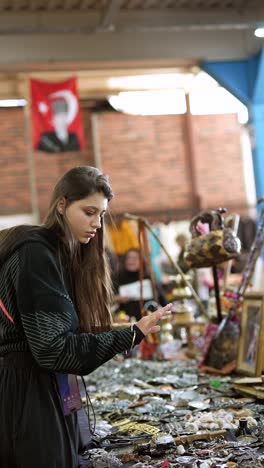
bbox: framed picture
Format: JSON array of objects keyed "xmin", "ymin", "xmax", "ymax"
[{"xmin": 237, "ymin": 292, "xmax": 264, "ymax": 376}]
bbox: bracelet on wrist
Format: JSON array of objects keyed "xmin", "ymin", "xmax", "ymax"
[{"xmin": 128, "ymin": 324, "xmax": 136, "ymax": 354}]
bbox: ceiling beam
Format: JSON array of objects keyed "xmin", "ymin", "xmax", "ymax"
[
  {"xmin": 0, "ymin": 28, "xmax": 260, "ymax": 64},
  {"xmin": 0, "ymin": 63, "xmax": 197, "ymax": 99},
  {"xmin": 0, "ymin": 59, "xmax": 196, "ymax": 73},
  {"xmin": 96, "ymin": 0, "xmax": 122, "ymax": 32},
  {"xmin": 46, "ymin": 0, "xmax": 60, "ymax": 10},
  {"xmin": 80, "ymin": 0, "xmax": 94, "ymax": 9},
  {"xmin": 0, "ymin": 9, "xmax": 262, "ymax": 34},
  {"xmin": 64, "ymin": 0, "xmax": 78, "ymax": 10}
]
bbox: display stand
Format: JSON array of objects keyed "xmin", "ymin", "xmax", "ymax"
[{"xmin": 212, "ymin": 265, "xmax": 223, "ymax": 323}]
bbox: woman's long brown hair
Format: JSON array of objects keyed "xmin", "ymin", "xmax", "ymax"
[{"xmin": 0, "ymin": 166, "xmax": 114, "ymax": 334}]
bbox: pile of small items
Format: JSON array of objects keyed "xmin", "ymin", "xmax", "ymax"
[{"xmin": 81, "ymin": 359, "xmax": 264, "ymax": 467}]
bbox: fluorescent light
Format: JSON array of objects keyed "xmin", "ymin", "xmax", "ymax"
[
  {"xmin": 190, "ymin": 87, "xmax": 248, "ymax": 123},
  {"xmin": 0, "ymin": 99, "xmax": 26, "ymax": 107},
  {"xmin": 108, "ymin": 90, "xmax": 187, "ymax": 116},
  {"xmin": 254, "ymin": 28, "xmax": 264, "ymax": 37},
  {"xmin": 108, "ymin": 87, "xmax": 247, "ymax": 121}
]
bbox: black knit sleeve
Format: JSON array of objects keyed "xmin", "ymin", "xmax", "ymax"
[{"xmin": 17, "ymin": 243, "xmax": 143, "ymax": 375}]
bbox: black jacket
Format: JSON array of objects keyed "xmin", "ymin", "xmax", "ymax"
[{"xmin": 0, "ymin": 227, "xmax": 142, "ymax": 375}]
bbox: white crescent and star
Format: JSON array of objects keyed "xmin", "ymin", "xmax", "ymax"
[
  {"xmin": 37, "ymin": 90, "xmax": 78, "ymax": 125},
  {"xmin": 38, "ymin": 101, "xmax": 49, "ymax": 114}
]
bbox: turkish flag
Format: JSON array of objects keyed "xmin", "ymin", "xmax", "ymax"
[{"xmin": 30, "ymin": 77, "xmax": 85, "ymax": 153}]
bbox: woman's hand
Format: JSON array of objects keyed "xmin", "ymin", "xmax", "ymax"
[{"xmin": 135, "ymin": 303, "xmax": 172, "ymax": 336}]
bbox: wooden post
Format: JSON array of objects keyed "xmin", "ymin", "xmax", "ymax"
[
  {"xmin": 184, "ymin": 92, "xmax": 201, "ymax": 212},
  {"xmin": 24, "ymin": 76, "xmax": 39, "ymax": 223},
  {"xmin": 91, "ymin": 113, "xmax": 102, "ymax": 169}
]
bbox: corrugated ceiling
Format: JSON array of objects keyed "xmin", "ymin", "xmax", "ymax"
[{"xmin": 0, "ymin": 0, "xmax": 262, "ymax": 12}]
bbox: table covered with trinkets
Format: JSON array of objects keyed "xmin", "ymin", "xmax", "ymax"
[{"xmin": 78, "ymin": 358, "xmax": 264, "ymax": 468}]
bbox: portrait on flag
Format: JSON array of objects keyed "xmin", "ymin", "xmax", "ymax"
[{"xmin": 30, "ymin": 77, "xmax": 85, "ymax": 153}]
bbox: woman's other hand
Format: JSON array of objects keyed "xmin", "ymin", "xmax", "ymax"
[{"xmin": 135, "ymin": 303, "xmax": 172, "ymax": 336}]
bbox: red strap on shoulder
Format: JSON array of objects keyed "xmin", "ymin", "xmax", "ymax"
[{"xmin": 0, "ymin": 299, "xmax": 14, "ymax": 323}]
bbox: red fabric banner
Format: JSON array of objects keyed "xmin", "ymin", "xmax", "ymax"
[{"xmin": 30, "ymin": 77, "xmax": 85, "ymax": 153}]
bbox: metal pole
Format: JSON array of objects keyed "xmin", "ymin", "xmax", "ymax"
[{"xmin": 212, "ymin": 265, "xmax": 222, "ymax": 323}]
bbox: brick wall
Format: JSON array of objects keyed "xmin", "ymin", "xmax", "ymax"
[
  {"xmin": 0, "ymin": 108, "xmax": 31, "ymax": 215},
  {"xmin": 0, "ymin": 106, "xmax": 95, "ymax": 220},
  {"xmin": 99, "ymin": 113, "xmax": 192, "ymax": 218},
  {"xmin": 192, "ymin": 114, "xmax": 247, "ymax": 212},
  {"xmin": 99, "ymin": 111, "xmax": 248, "ymax": 220},
  {"xmin": 0, "ymin": 106, "xmax": 248, "ymax": 222}
]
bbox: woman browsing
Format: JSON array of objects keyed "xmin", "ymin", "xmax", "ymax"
[{"xmin": 0, "ymin": 166, "xmax": 172, "ymax": 468}]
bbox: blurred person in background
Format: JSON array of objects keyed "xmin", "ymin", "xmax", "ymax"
[
  {"xmin": 114, "ymin": 248, "xmax": 167, "ymax": 321},
  {"xmin": 175, "ymin": 233, "xmax": 190, "ymax": 274}
]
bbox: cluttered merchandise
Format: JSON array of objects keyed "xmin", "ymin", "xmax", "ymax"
[{"xmin": 80, "ymin": 203, "xmax": 264, "ymax": 468}]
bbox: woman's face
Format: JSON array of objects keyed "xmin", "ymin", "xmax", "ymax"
[
  {"xmin": 63, "ymin": 192, "xmax": 108, "ymax": 244},
  {"xmin": 125, "ymin": 250, "xmax": 140, "ymax": 271}
]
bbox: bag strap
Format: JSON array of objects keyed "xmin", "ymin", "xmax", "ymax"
[{"xmin": 0, "ymin": 299, "xmax": 14, "ymax": 323}]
